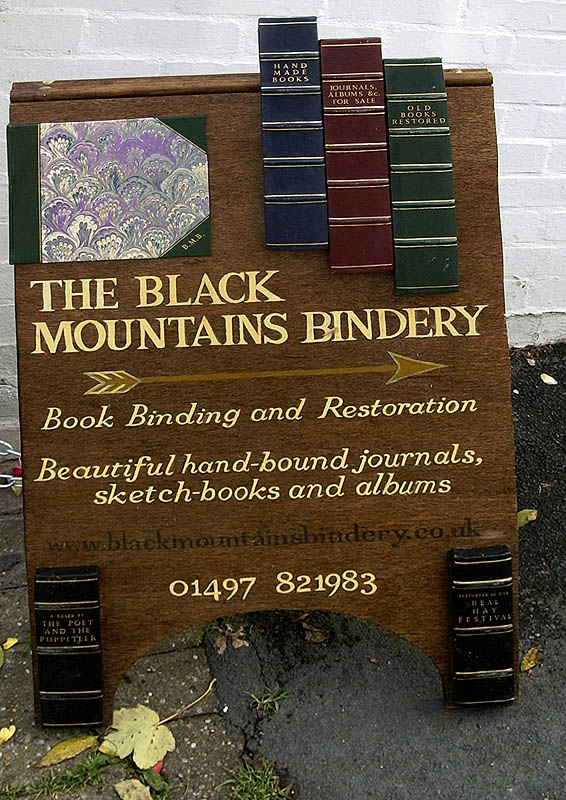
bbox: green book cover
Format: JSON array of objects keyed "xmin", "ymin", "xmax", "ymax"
[
  {"xmin": 384, "ymin": 58, "xmax": 459, "ymax": 295},
  {"xmin": 7, "ymin": 116, "xmax": 210, "ymax": 264}
]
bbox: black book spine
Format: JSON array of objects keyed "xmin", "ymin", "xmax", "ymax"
[
  {"xmin": 34, "ymin": 566, "xmax": 104, "ymax": 726},
  {"xmin": 451, "ymin": 546, "xmax": 515, "ymax": 706}
]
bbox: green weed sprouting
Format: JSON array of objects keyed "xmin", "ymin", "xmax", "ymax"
[
  {"xmin": 245, "ymin": 686, "xmax": 289, "ymax": 715},
  {"xmin": 0, "ymin": 752, "xmax": 114, "ymax": 799},
  {"xmin": 218, "ymin": 760, "xmax": 291, "ymax": 799}
]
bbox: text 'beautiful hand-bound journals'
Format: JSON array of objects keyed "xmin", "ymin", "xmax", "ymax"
[{"xmin": 7, "ymin": 116, "xmax": 210, "ymax": 263}]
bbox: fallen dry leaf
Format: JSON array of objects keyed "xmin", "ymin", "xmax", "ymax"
[
  {"xmin": 100, "ymin": 704, "xmax": 175, "ymax": 770},
  {"xmin": 302, "ymin": 622, "xmax": 329, "ymax": 643},
  {"xmin": 213, "ymin": 624, "xmax": 249, "ymax": 654},
  {"xmin": 0, "ymin": 649, "xmax": 4, "ymax": 670},
  {"xmin": 539, "ymin": 482, "xmax": 555, "ymax": 493},
  {"xmin": 540, "ymin": 373, "xmax": 557, "ymax": 385},
  {"xmin": 2, "ymin": 638, "xmax": 18, "ymax": 651},
  {"xmin": 517, "ymin": 509, "xmax": 537, "ymax": 529},
  {"xmin": 526, "ymin": 357, "xmax": 536, "ymax": 366},
  {"xmin": 521, "ymin": 644, "xmax": 543, "ymax": 673},
  {"xmin": 37, "ymin": 734, "xmax": 98, "ymax": 767},
  {"xmin": 0, "ymin": 725, "xmax": 16, "ymax": 743},
  {"xmin": 114, "ymin": 778, "xmax": 152, "ymax": 800},
  {"xmin": 232, "ymin": 632, "xmax": 249, "ymax": 649}
]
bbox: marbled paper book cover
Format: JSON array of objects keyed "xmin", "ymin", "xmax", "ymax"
[{"xmin": 7, "ymin": 116, "xmax": 210, "ymax": 263}]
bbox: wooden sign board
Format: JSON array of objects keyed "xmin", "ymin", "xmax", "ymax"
[{"xmin": 11, "ymin": 70, "xmax": 518, "ymax": 721}]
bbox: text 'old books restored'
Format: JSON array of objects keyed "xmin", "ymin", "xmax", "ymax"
[{"xmin": 384, "ymin": 58, "xmax": 459, "ymax": 294}]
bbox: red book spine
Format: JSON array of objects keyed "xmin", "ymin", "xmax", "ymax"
[{"xmin": 320, "ymin": 38, "xmax": 394, "ymax": 274}]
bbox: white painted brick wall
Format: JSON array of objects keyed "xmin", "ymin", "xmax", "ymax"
[{"xmin": 1, "ymin": 0, "xmax": 565, "ymax": 435}]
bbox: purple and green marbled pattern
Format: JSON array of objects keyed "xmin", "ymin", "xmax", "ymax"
[{"xmin": 39, "ymin": 117, "xmax": 209, "ymax": 262}]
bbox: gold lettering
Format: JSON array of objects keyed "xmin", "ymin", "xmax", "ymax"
[
  {"xmin": 136, "ymin": 271, "xmax": 285, "ymax": 308},
  {"xmin": 64, "ymin": 279, "xmax": 93, "ymax": 311},
  {"xmin": 432, "ymin": 306, "xmax": 460, "ymax": 337},
  {"xmin": 33, "ymin": 320, "xmax": 77, "ymax": 354},
  {"xmin": 29, "ymin": 279, "xmax": 62, "ymax": 312},
  {"xmin": 139, "ymin": 318, "xmax": 167, "ymax": 349},
  {"xmin": 29, "ymin": 300, "xmax": 488, "ymax": 356},
  {"xmin": 405, "ymin": 307, "xmax": 433, "ymax": 338},
  {"xmin": 193, "ymin": 273, "xmax": 224, "ymax": 305},
  {"xmin": 262, "ymin": 312, "xmax": 289, "ymax": 344},
  {"xmin": 73, "ymin": 319, "xmax": 107, "ymax": 352},
  {"xmin": 136, "ymin": 275, "xmax": 164, "ymax": 308},
  {"xmin": 192, "ymin": 315, "xmax": 222, "ymax": 347},
  {"xmin": 301, "ymin": 311, "xmax": 334, "ymax": 343},
  {"xmin": 95, "ymin": 278, "xmax": 119, "ymax": 309},
  {"xmin": 30, "ymin": 277, "xmax": 118, "ymax": 311},
  {"xmin": 180, "ymin": 232, "xmax": 203, "ymax": 250},
  {"xmin": 375, "ymin": 309, "xmax": 407, "ymax": 339},
  {"xmin": 453, "ymin": 304, "xmax": 488, "ymax": 336},
  {"xmin": 245, "ymin": 271, "xmax": 285, "ymax": 303},
  {"xmin": 167, "ymin": 274, "xmax": 191, "ymax": 306},
  {"xmin": 218, "ymin": 272, "xmax": 247, "ymax": 304}
]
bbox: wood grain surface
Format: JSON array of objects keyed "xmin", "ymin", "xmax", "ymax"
[
  {"xmin": 10, "ymin": 71, "xmax": 518, "ymax": 720},
  {"xmin": 11, "ymin": 68, "xmax": 493, "ymax": 103}
]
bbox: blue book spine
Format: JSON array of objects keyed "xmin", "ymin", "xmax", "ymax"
[{"xmin": 259, "ymin": 16, "xmax": 328, "ymax": 250}]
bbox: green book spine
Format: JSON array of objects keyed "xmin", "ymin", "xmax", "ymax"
[
  {"xmin": 7, "ymin": 123, "xmax": 41, "ymax": 264},
  {"xmin": 384, "ymin": 58, "xmax": 459, "ymax": 295}
]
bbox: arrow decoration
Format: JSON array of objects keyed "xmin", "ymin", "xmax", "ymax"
[{"xmin": 84, "ymin": 352, "xmax": 446, "ymax": 396}]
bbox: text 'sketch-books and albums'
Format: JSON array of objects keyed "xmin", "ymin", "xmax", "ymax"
[
  {"xmin": 384, "ymin": 58, "xmax": 459, "ymax": 294},
  {"xmin": 7, "ymin": 116, "xmax": 210, "ymax": 264},
  {"xmin": 259, "ymin": 16, "xmax": 329, "ymax": 250},
  {"xmin": 320, "ymin": 37, "xmax": 394, "ymax": 274}
]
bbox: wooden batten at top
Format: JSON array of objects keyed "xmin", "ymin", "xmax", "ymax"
[{"xmin": 10, "ymin": 68, "xmax": 493, "ymax": 104}]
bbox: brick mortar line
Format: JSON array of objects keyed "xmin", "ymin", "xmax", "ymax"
[
  {"xmin": 7, "ymin": 10, "xmax": 251, "ymax": 23},
  {"xmin": 507, "ymin": 309, "xmax": 566, "ymax": 317}
]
